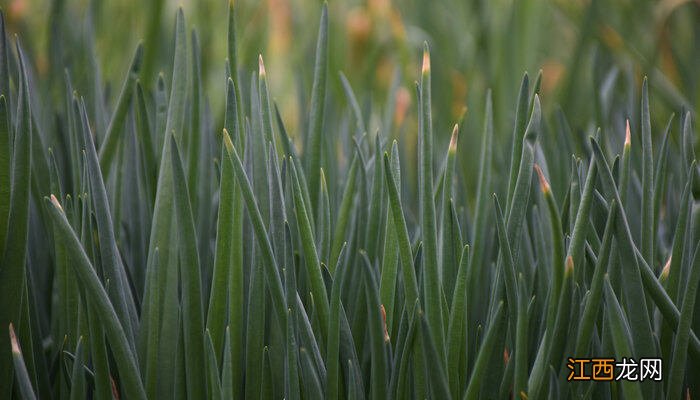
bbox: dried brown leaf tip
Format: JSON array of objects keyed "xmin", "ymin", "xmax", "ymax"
[
  {"xmin": 449, "ymin": 124, "xmax": 459, "ymax": 153},
  {"xmin": 421, "ymin": 45, "xmax": 430, "ymax": 74},
  {"xmin": 565, "ymin": 256, "xmax": 574, "ymax": 277},
  {"xmin": 9, "ymin": 323, "xmax": 20, "ymax": 355},
  {"xmin": 660, "ymin": 256, "xmax": 672, "ymax": 281},
  {"xmin": 534, "ymin": 164, "xmax": 550, "ymax": 195},
  {"xmin": 222, "ymin": 129, "xmax": 234, "ymax": 154},
  {"xmin": 625, "ymin": 119, "xmax": 631, "ymax": 147},
  {"xmin": 258, "ymin": 54, "xmax": 266, "ymax": 78},
  {"xmin": 380, "ymin": 304, "xmax": 390, "ymax": 343},
  {"xmin": 50, "ymin": 194, "xmax": 64, "ymax": 213}
]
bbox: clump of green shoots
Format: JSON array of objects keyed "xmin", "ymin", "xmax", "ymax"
[{"xmin": 0, "ymin": 3, "xmax": 699, "ymax": 400}]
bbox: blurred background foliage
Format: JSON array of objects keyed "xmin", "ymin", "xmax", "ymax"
[{"xmin": 2, "ymin": 0, "xmax": 699, "ymax": 200}]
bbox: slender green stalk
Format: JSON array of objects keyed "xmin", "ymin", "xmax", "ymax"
[
  {"xmin": 619, "ymin": 120, "xmax": 632, "ymax": 205},
  {"xmin": 9, "ymin": 323, "xmax": 37, "ymax": 400},
  {"xmin": 227, "ymin": 0, "xmax": 243, "ymax": 134},
  {"xmin": 419, "ymin": 43, "xmax": 445, "ymax": 362},
  {"xmin": 493, "ymin": 194, "xmax": 518, "ymax": 332},
  {"xmin": 549, "ymin": 257, "xmax": 574, "ymax": 369},
  {"xmin": 143, "ymin": 248, "xmax": 160, "ymax": 399},
  {"xmin": 467, "ymin": 90, "xmax": 493, "ymax": 325},
  {"xmin": 98, "ymin": 44, "xmax": 143, "ymax": 176},
  {"xmin": 464, "ymin": 302, "xmax": 504, "ymax": 400},
  {"xmin": 514, "ymin": 273, "xmax": 529, "ymax": 399},
  {"xmin": 226, "ymin": 133, "xmax": 287, "ymax": 324},
  {"xmin": 395, "ymin": 304, "xmax": 419, "ymax": 399},
  {"xmin": 0, "ymin": 45, "xmax": 32, "ymax": 395},
  {"xmin": 300, "ymin": 348, "xmax": 324, "ymax": 399},
  {"xmin": 205, "ymin": 331, "xmax": 223, "ymax": 400},
  {"xmin": 667, "ymin": 243, "xmax": 700, "ymax": 400},
  {"xmin": 360, "ymin": 252, "xmax": 388, "ymax": 400},
  {"xmin": 170, "ymin": 137, "xmax": 207, "ymax": 398},
  {"xmin": 258, "ymin": 55, "xmax": 276, "ymax": 147},
  {"xmin": 604, "ymin": 277, "xmax": 644, "ymax": 399},
  {"xmin": 290, "ymin": 159, "xmax": 330, "ymax": 341},
  {"xmin": 447, "ymin": 245, "xmax": 469, "ymax": 399},
  {"xmin": 326, "ymin": 247, "xmax": 345, "ymax": 400},
  {"xmin": 87, "ymin": 299, "xmax": 113, "ymax": 400},
  {"xmin": 144, "ymin": 12, "xmax": 188, "ymax": 396},
  {"xmin": 329, "ymin": 155, "xmax": 358, "ymax": 270},
  {"xmin": 383, "ymin": 147, "xmax": 420, "ymax": 310},
  {"xmin": 365, "ymin": 135, "xmax": 385, "ymax": 260},
  {"xmin": 285, "ymin": 308, "xmax": 301, "ymax": 400},
  {"xmin": 221, "ymin": 327, "xmax": 233, "ymax": 399},
  {"xmin": 187, "ymin": 31, "xmax": 202, "ymax": 210},
  {"xmin": 506, "ymin": 74, "xmax": 530, "ymax": 206},
  {"xmin": 566, "ymin": 151, "xmax": 597, "ymax": 269},
  {"xmin": 440, "ymin": 124, "xmax": 459, "ymax": 294},
  {"xmin": 245, "ymin": 261, "xmax": 265, "ymax": 400},
  {"xmin": 44, "ymin": 196, "xmax": 146, "ymax": 400},
  {"xmin": 69, "ymin": 337, "xmax": 86, "ymax": 400},
  {"xmin": 79, "ymin": 98, "xmax": 136, "ymax": 348},
  {"xmin": 666, "ymin": 161, "xmax": 696, "ymax": 303},
  {"xmin": 575, "ymin": 200, "xmax": 617, "ymax": 355},
  {"xmin": 379, "ymin": 186, "xmax": 400, "ymax": 332},
  {"xmin": 535, "ymin": 164, "xmax": 564, "ymax": 338},
  {"xmin": 318, "ymin": 168, "xmax": 331, "ymax": 264},
  {"xmin": 224, "ymin": 95, "xmax": 246, "ymax": 397},
  {"xmin": 640, "ymin": 78, "xmax": 654, "ymax": 263},
  {"xmin": 305, "ymin": 3, "xmax": 329, "ymax": 206},
  {"xmin": 206, "ymin": 130, "xmax": 236, "ymax": 360},
  {"xmin": 507, "ymin": 95, "xmax": 540, "ymax": 249},
  {"xmin": 590, "ymin": 137, "xmax": 656, "ymax": 359},
  {"xmin": 420, "ymin": 313, "xmax": 451, "ymax": 400}
]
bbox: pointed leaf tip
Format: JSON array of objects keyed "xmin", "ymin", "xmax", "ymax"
[
  {"xmin": 661, "ymin": 256, "xmax": 671, "ymax": 280},
  {"xmin": 449, "ymin": 124, "xmax": 459, "ymax": 153},
  {"xmin": 533, "ymin": 164, "xmax": 550, "ymax": 194},
  {"xmin": 533, "ymin": 93, "xmax": 541, "ymax": 109},
  {"xmin": 421, "ymin": 45, "xmax": 431, "ymax": 74},
  {"xmin": 523, "ymin": 94, "xmax": 542, "ymax": 143},
  {"xmin": 565, "ymin": 256, "xmax": 574, "ymax": 277},
  {"xmin": 380, "ymin": 304, "xmax": 390, "ymax": 342},
  {"xmin": 132, "ymin": 44, "xmax": 144, "ymax": 70},
  {"xmin": 625, "ymin": 119, "xmax": 631, "ymax": 147},
  {"xmin": 258, "ymin": 54, "xmax": 266, "ymax": 77},
  {"xmin": 222, "ymin": 129, "xmax": 234, "ymax": 154},
  {"xmin": 49, "ymin": 194, "xmax": 64, "ymax": 213},
  {"xmin": 8, "ymin": 323, "xmax": 19, "ymax": 355}
]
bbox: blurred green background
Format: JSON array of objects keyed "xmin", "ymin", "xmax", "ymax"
[{"xmin": 2, "ymin": 0, "xmax": 699, "ymax": 194}]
